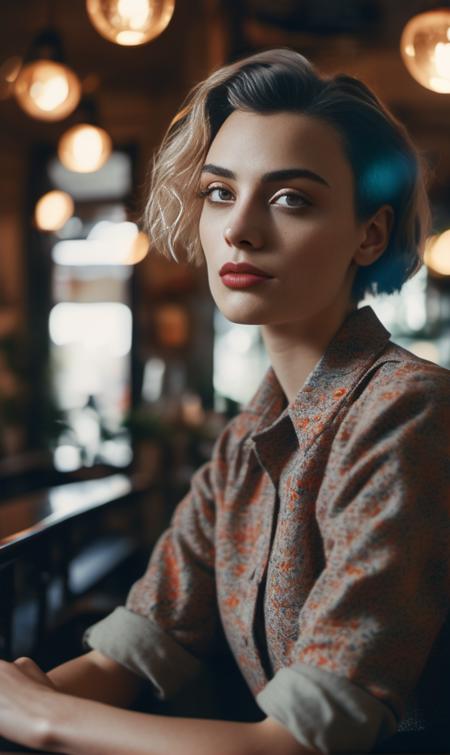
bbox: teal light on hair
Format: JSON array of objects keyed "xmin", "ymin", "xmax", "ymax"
[{"xmin": 358, "ymin": 153, "xmax": 416, "ymax": 214}]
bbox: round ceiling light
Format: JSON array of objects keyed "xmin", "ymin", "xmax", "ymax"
[
  {"xmin": 35, "ymin": 190, "xmax": 74, "ymax": 231},
  {"xmin": 58, "ymin": 123, "xmax": 112, "ymax": 173},
  {"xmin": 14, "ymin": 60, "xmax": 81, "ymax": 120},
  {"xmin": 86, "ymin": 0, "xmax": 175, "ymax": 46},
  {"xmin": 400, "ymin": 9, "xmax": 450, "ymax": 93},
  {"xmin": 424, "ymin": 231, "xmax": 450, "ymax": 276}
]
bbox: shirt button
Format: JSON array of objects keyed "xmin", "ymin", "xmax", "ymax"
[
  {"xmin": 243, "ymin": 637, "xmax": 249, "ymax": 646},
  {"xmin": 249, "ymin": 568, "xmax": 256, "ymax": 581}
]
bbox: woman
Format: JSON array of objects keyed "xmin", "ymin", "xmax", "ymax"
[{"xmin": 1, "ymin": 48, "xmax": 449, "ymax": 755}]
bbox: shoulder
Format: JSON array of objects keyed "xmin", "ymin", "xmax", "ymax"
[
  {"xmin": 354, "ymin": 341, "xmax": 449, "ymax": 411},
  {"xmin": 318, "ymin": 345, "xmax": 450, "ymax": 521},
  {"xmin": 336, "ymin": 342, "xmax": 450, "ymax": 449}
]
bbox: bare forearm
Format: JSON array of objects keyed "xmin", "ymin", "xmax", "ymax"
[
  {"xmin": 47, "ymin": 650, "xmax": 143, "ymax": 708},
  {"xmin": 45, "ymin": 694, "xmax": 312, "ymax": 755}
]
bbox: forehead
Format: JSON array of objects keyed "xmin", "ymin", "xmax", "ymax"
[{"xmin": 205, "ymin": 110, "xmax": 353, "ymax": 189}]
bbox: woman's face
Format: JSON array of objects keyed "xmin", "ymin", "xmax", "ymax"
[{"xmin": 198, "ymin": 109, "xmax": 370, "ymax": 328}]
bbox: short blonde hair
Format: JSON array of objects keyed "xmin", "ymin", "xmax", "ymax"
[{"xmin": 144, "ymin": 48, "xmax": 431, "ymax": 300}]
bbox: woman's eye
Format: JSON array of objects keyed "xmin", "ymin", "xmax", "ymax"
[
  {"xmin": 199, "ymin": 186, "xmax": 233, "ymax": 203},
  {"xmin": 272, "ymin": 192, "xmax": 309, "ymax": 209}
]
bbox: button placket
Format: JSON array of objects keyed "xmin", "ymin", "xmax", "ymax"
[{"xmin": 238, "ymin": 416, "xmax": 294, "ymax": 685}]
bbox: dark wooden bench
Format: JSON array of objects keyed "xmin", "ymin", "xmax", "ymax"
[{"xmin": 0, "ymin": 473, "xmax": 149, "ymax": 662}]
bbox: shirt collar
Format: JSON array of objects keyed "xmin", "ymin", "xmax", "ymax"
[{"xmin": 243, "ymin": 305, "xmax": 391, "ymax": 449}]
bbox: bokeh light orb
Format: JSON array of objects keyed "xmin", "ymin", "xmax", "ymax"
[
  {"xmin": 125, "ymin": 231, "xmax": 150, "ymax": 264},
  {"xmin": 424, "ymin": 231, "xmax": 450, "ymax": 276},
  {"xmin": 58, "ymin": 123, "xmax": 112, "ymax": 173},
  {"xmin": 14, "ymin": 60, "xmax": 81, "ymax": 120},
  {"xmin": 400, "ymin": 9, "xmax": 450, "ymax": 93},
  {"xmin": 86, "ymin": 0, "xmax": 175, "ymax": 46},
  {"xmin": 35, "ymin": 190, "xmax": 75, "ymax": 232}
]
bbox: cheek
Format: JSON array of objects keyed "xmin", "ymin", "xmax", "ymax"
[
  {"xmin": 198, "ymin": 204, "xmax": 219, "ymax": 234},
  {"xmin": 278, "ymin": 221, "xmax": 357, "ymax": 296},
  {"xmin": 198, "ymin": 214, "xmax": 220, "ymax": 290},
  {"xmin": 198, "ymin": 209, "xmax": 207, "ymax": 251},
  {"xmin": 285, "ymin": 213, "xmax": 359, "ymax": 264},
  {"xmin": 198, "ymin": 209, "xmax": 219, "ymax": 264},
  {"xmin": 277, "ymin": 221, "xmax": 334, "ymax": 271}
]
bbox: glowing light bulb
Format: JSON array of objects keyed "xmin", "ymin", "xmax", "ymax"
[
  {"xmin": 35, "ymin": 190, "xmax": 74, "ymax": 231},
  {"xmin": 30, "ymin": 73, "xmax": 68, "ymax": 111},
  {"xmin": 14, "ymin": 60, "xmax": 81, "ymax": 120},
  {"xmin": 86, "ymin": 0, "xmax": 175, "ymax": 46},
  {"xmin": 434, "ymin": 40, "xmax": 450, "ymax": 77},
  {"xmin": 424, "ymin": 231, "xmax": 450, "ymax": 275},
  {"xmin": 126, "ymin": 231, "xmax": 149, "ymax": 264},
  {"xmin": 400, "ymin": 9, "xmax": 450, "ymax": 93},
  {"xmin": 58, "ymin": 123, "xmax": 112, "ymax": 173},
  {"xmin": 118, "ymin": 0, "xmax": 151, "ymax": 27}
]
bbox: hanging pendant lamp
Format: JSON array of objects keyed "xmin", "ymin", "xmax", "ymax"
[
  {"xmin": 34, "ymin": 190, "xmax": 75, "ymax": 232},
  {"xmin": 400, "ymin": 8, "xmax": 450, "ymax": 93},
  {"xmin": 86, "ymin": 0, "xmax": 175, "ymax": 46},
  {"xmin": 14, "ymin": 27, "xmax": 81, "ymax": 120},
  {"xmin": 58, "ymin": 123, "xmax": 112, "ymax": 173},
  {"xmin": 57, "ymin": 95, "xmax": 113, "ymax": 173}
]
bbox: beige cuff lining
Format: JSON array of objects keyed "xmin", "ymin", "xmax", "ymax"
[
  {"xmin": 83, "ymin": 606, "xmax": 206, "ymax": 700},
  {"xmin": 256, "ymin": 663, "xmax": 397, "ymax": 754}
]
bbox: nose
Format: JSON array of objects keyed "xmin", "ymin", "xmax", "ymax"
[{"xmin": 223, "ymin": 206, "xmax": 264, "ymax": 250}]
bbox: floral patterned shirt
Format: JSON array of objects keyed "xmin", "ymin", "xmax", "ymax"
[{"xmin": 84, "ymin": 305, "xmax": 450, "ymax": 753}]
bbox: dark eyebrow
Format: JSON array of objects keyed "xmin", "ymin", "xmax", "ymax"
[{"xmin": 200, "ymin": 163, "xmax": 330, "ymax": 188}]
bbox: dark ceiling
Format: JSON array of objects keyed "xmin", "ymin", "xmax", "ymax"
[{"xmin": 1, "ymin": 1, "xmax": 450, "ymax": 177}]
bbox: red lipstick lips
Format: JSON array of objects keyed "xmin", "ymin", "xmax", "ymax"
[{"xmin": 219, "ymin": 262, "xmax": 273, "ymax": 289}]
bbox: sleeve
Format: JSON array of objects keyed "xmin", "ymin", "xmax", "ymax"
[
  {"xmin": 257, "ymin": 366, "xmax": 450, "ymax": 753},
  {"xmin": 83, "ymin": 429, "xmax": 229, "ymax": 700}
]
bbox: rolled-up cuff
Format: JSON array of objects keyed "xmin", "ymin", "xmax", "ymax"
[
  {"xmin": 256, "ymin": 664, "xmax": 397, "ymax": 754},
  {"xmin": 83, "ymin": 606, "xmax": 206, "ymax": 700}
]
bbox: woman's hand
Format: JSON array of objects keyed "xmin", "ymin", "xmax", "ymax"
[
  {"xmin": 0, "ymin": 656, "xmax": 61, "ymax": 749},
  {"xmin": 0, "ymin": 657, "xmax": 313, "ymax": 755},
  {"xmin": 14, "ymin": 655, "xmax": 59, "ymax": 689}
]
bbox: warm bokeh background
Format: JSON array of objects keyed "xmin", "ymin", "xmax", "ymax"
[
  {"xmin": 0, "ymin": 0, "xmax": 449, "ymax": 668},
  {"xmin": 1, "ymin": 0, "xmax": 450, "ymax": 475}
]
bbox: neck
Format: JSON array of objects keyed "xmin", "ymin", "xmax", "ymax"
[{"xmin": 261, "ymin": 297, "xmax": 356, "ymax": 403}]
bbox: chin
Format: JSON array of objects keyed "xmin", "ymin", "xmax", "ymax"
[
  {"xmin": 226, "ymin": 313, "xmax": 266, "ymax": 326},
  {"xmin": 214, "ymin": 304, "xmax": 265, "ymax": 326}
]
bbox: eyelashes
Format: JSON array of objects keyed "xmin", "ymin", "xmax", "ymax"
[
  {"xmin": 197, "ymin": 186, "xmax": 232, "ymax": 201},
  {"xmin": 196, "ymin": 185, "xmax": 311, "ymax": 210},
  {"xmin": 274, "ymin": 193, "xmax": 311, "ymax": 209}
]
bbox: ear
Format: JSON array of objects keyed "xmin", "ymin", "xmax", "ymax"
[{"xmin": 353, "ymin": 205, "xmax": 394, "ymax": 267}]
